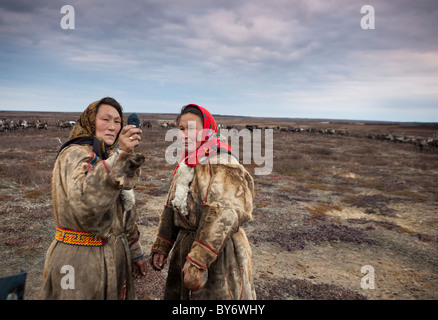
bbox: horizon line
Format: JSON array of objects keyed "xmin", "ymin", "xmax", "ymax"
[{"xmin": 0, "ymin": 109, "xmax": 437, "ymax": 124}]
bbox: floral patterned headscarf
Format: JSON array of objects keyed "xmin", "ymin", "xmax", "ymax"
[{"xmin": 175, "ymin": 104, "xmax": 232, "ymax": 173}]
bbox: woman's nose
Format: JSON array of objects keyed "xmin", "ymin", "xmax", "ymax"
[{"xmin": 108, "ymin": 121, "xmax": 116, "ymax": 130}]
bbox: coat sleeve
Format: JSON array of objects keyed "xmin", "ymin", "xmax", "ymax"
[
  {"xmin": 149, "ymin": 203, "xmax": 179, "ymax": 265},
  {"xmin": 124, "ymin": 204, "xmax": 144, "ymax": 262},
  {"xmin": 57, "ymin": 145, "xmax": 144, "ymax": 234},
  {"xmin": 186, "ymin": 164, "xmax": 254, "ymax": 270}
]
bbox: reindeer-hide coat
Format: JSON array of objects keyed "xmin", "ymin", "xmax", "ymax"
[
  {"xmin": 40, "ymin": 144, "xmax": 144, "ymax": 300},
  {"xmin": 150, "ymin": 154, "xmax": 256, "ymax": 300}
]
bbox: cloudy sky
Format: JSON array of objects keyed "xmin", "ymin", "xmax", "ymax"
[{"xmin": 0, "ymin": 0, "xmax": 437, "ymax": 122}]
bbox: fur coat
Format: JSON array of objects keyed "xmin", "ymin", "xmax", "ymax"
[
  {"xmin": 40, "ymin": 144, "xmax": 144, "ymax": 300},
  {"xmin": 150, "ymin": 153, "xmax": 256, "ymax": 300}
]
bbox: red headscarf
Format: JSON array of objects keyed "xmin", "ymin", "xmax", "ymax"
[{"xmin": 175, "ymin": 104, "xmax": 232, "ymax": 174}]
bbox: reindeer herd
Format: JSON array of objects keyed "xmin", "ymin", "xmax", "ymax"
[
  {"xmin": 244, "ymin": 124, "xmax": 438, "ymax": 153},
  {"xmin": 366, "ymin": 132, "xmax": 438, "ymax": 152},
  {"xmin": 0, "ymin": 117, "xmax": 154, "ymax": 132},
  {"xmin": 1, "ymin": 116, "xmax": 437, "ymax": 153},
  {"xmin": 0, "ymin": 118, "xmax": 49, "ymax": 131}
]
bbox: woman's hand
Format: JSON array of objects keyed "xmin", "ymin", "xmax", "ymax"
[
  {"xmin": 119, "ymin": 125, "xmax": 142, "ymax": 153},
  {"xmin": 152, "ymin": 253, "xmax": 168, "ymax": 270},
  {"xmin": 132, "ymin": 257, "xmax": 148, "ymax": 279}
]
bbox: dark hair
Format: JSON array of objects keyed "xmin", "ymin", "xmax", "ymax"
[
  {"xmin": 176, "ymin": 104, "xmax": 204, "ymax": 126},
  {"xmin": 96, "ymin": 97, "xmax": 123, "ymax": 119}
]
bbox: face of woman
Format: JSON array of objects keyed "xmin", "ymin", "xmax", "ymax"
[
  {"xmin": 95, "ymin": 104, "xmax": 122, "ymax": 146},
  {"xmin": 178, "ymin": 113, "xmax": 204, "ymax": 154}
]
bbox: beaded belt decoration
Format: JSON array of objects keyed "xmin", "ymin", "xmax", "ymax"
[{"xmin": 56, "ymin": 226, "xmax": 106, "ymax": 246}]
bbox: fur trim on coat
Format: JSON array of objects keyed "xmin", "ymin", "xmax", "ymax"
[{"xmin": 171, "ymin": 162, "xmax": 194, "ymax": 216}]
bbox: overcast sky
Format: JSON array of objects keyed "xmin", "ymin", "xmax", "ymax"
[{"xmin": 0, "ymin": 0, "xmax": 437, "ymax": 122}]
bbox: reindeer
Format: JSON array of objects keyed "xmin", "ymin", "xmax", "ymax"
[
  {"xmin": 57, "ymin": 120, "xmax": 74, "ymax": 130},
  {"xmin": 142, "ymin": 120, "xmax": 152, "ymax": 129},
  {"xmin": 414, "ymin": 138, "xmax": 427, "ymax": 152},
  {"xmin": 427, "ymin": 138, "xmax": 438, "ymax": 152},
  {"xmin": 245, "ymin": 125, "xmax": 260, "ymax": 131},
  {"xmin": 36, "ymin": 119, "xmax": 48, "ymax": 130},
  {"xmin": 9, "ymin": 120, "xmax": 19, "ymax": 131},
  {"xmin": 19, "ymin": 120, "xmax": 29, "ymax": 130},
  {"xmin": 0, "ymin": 119, "xmax": 6, "ymax": 132}
]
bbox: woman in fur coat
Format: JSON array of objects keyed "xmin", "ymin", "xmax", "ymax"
[
  {"xmin": 40, "ymin": 97, "xmax": 147, "ymax": 299},
  {"xmin": 149, "ymin": 104, "xmax": 256, "ymax": 300}
]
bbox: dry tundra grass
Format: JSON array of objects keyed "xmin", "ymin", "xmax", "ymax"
[{"xmin": 0, "ymin": 111, "xmax": 437, "ymax": 300}]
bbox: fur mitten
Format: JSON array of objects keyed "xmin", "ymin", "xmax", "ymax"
[{"xmin": 183, "ymin": 262, "xmax": 207, "ymax": 291}]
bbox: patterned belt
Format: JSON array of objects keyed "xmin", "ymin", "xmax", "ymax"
[{"xmin": 55, "ymin": 225, "xmax": 107, "ymax": 247}]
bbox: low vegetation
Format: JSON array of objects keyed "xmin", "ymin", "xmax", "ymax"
[{"xmin": 0, "ymin": 111, "xmax": 437, "ymax": 300}]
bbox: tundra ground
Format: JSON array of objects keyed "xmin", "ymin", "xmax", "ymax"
[{"xmin": 0, "ymin": 111, "xmax": 437, "ymax": 300}]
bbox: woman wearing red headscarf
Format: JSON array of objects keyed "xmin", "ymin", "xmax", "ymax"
[{"xmin": 149, "ymin": 104, "xmax": 256, "ymax": 300}]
